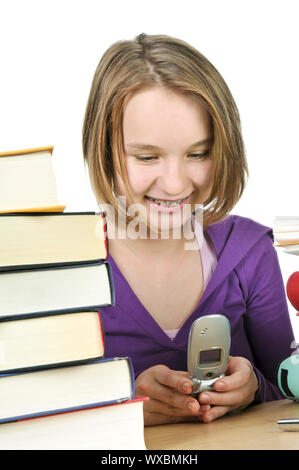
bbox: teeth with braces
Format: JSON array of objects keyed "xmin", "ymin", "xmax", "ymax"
[{"xmin": 147, "ymin": 196, "xmax": 186, "ymax": 207}]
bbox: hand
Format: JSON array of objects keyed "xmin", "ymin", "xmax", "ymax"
[
  {"xmin": 197, "ymin": 356, "xmax": 258, "ymax": 423},
  {"xmin": 135, "ymin": 364, "xmax": 211, "ymax": 426}
]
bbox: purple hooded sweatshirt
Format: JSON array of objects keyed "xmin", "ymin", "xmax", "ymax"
[{"xmin": 101, "ymin": 214, "xmax": 296, "ymax": 404}]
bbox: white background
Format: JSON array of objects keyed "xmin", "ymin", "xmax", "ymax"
[{"xmin": 1, "ymin": 0, "xmax": 299, "ymax": 337}]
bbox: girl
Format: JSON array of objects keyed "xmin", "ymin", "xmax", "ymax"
[{"xmin": 82, "ymin": 33, "xmax": 295, "ymax": 426}]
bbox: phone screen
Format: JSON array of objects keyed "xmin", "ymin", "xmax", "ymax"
[{"xmin": 199, "ymin": 348, "xmax": 222, "ymax": 365}]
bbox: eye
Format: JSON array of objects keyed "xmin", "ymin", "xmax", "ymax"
[
  {"xmin": 188, "ymin": 151, "xmax": 210, "ymax": 160},
  {"xmin": 134, "ymin": 155, "xmax": 158, "ymax": 162}
]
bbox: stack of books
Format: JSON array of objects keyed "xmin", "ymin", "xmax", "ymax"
[
  {"xmin": 0, "ymin": 147, "xmax": 147, "ymax": 450},
  {"xmin": 273, "ymin": 216, "xmax": 299, "ymax": 256}
]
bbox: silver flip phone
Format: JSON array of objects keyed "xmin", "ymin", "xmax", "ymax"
[{"xmin": 187, "ymin": 314, "xmax": 231, "ymax": 395}]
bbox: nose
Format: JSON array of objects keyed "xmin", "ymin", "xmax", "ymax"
[{"xmin": 157, "ymin": 157, "xmax": 189, "ymax": 197}]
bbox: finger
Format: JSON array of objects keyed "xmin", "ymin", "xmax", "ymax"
[
  {"xmin": 196, "ymin": 405, "xmax": 211, "ymax": 423},
  {"xmin": 144, "ymin": 410, "xmax": 200, "ymax": 426},
  {"xmin": 144, "ymin": 397, "xmax": 200, "ymax": 417},
  {"xmin": 212, "ymin": 365, "xmax": 252, "ymax": 392},
  {"xmin": 159, "ymin": 367, "xmax": 193, "ymax": 395},
  {"xmin": 156, "ymin": 366, "xmax": 194, "ymax": 394},
  {"xmin": 138, "ymin": 375, "xmax": 201, "ymax": 412},
  {"xmin": 198, "ymin": 387, "xmax": 248, "ymax": 407},
  {"xmin": 136, "ymin": 366, "xmax": 192, "ymax": 398},
  {"xmin": 200, "ymin": 404, "xmax": 211, "ymax": 411},
  {"xmin": 175, "ymin": 370, "xmax": 192, "ymax": 379},
  {"xmin": 200, "ymin": 405, "xmax": 230, "ymax": 423}
]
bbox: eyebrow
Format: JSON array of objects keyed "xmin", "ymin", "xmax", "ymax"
[{"xmin": 125, "ymin": 138, "xmax": 213, "ymax": 151}]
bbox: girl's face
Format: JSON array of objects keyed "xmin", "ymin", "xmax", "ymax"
[{"xmin": 115, "ymin": 86, "xmax": 214, "ymax": 234}]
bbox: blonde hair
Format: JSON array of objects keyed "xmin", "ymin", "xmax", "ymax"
[{"xmin": 82, "ymin": 33, "xmax": 248, "ymax": 226}]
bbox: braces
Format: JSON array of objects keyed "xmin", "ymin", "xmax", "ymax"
[{"xmin": 147, "ymin": 196, "xmax": 186, "ymax": 207}]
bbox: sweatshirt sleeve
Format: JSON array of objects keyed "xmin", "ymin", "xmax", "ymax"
[{"xmin": 242, "ymin": 231, "xmax": 296, "ymax": 404}]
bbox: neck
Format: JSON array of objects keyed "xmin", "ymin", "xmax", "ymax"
[{"xmin": 107, "ymin": 216, "xmax": 199, "ymax": 258}]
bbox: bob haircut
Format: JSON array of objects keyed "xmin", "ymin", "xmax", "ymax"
[{"xmin": 82, "ymin": 33, "xmax": 248, "ymax": 226}]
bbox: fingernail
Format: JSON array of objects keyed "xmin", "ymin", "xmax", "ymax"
[
  {"xmin": 200, "ymin": 393, "xmax": 209, "ymax": 401},
  {"xmin": 216, "ymin": 381, "xmax": 225, "ymax": 390},
  {"xmin": 187, "ymin": 402, "xmax": 197, "ymax": 413},
  {"xmin": 182, "ymin": 382, "xmax": 190, "ymax": 393}
]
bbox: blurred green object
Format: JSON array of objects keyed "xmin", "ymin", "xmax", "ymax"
[{"xmin": 278, "ymin": 355, "xmax": 299, "ymax": 402}]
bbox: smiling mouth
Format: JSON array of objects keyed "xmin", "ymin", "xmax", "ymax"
[{"xmin": 144, "ymin": 194, "xmax": 191, "ymax": 207}]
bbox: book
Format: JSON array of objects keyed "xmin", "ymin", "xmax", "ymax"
[
  {"xmin": 0, "ymin": 310, "xmax": 105, "ymax": 374},
  {"xmin": 0, "ymin": 357, "xmax": 134, "ymax": 424},
  {"xmin": 0, "ymin": 262, "xmax": 114, "ymax": 320},
  {"xmin": 273, "ymin": 232, "xmax": 299, "ymax": 245},
  {"xmin": 0, "ymin": 146, "xmax": 65, "ymax": 213},
  {"xmin": 273, "ymin": 216, "xmax": 299, "ymax": 229},
  {"xmin": 273, "ymin": 216, "xmax": 299, "ymax": 253},
  {"xmin": 0, "ymin": 212, "xmax": 108, "ymax": 270},
  {"xmin": 280, "ymin": 245, "xmax": 299, "ymax": 255},
  {"xmin": 0, "ymin": 397, "xmax": 147, "ymax": 450}
]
